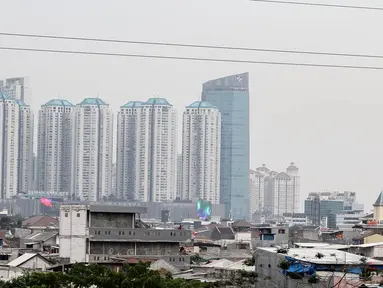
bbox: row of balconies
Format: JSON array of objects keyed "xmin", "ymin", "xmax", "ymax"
[{"xmin": 89, "ymin": 227, "xmax": 191, "ymax": 242}]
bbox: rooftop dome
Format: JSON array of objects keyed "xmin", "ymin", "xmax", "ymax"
[
  {"xmin": 145, "ymin": 98, "xmax": 171, "ymax": 106},
  {"xmin": 78, "ymin": 98, "xmax": 106, "ymax": 106},
  {"xmin": 121, "ymin": 101, "xmax": 144, "ymax": 108},
  {"xmin": 186, "ymin": 101, "xmax": 217, "ymax": 109},
  {"xmin": 42, "ymin": 99, "xmax": 73, "ymax": 107}
]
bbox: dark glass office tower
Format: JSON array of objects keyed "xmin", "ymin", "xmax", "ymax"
[{"xmin": 202, "ymin": 73, "xmax": 250, "ymax": 220}]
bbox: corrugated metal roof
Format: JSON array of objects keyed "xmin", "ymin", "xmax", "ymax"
[
  {"xmin": 24, "ymin": 231, "xmax": 58, "ymax": 242},
  {"xmin": 259, "ymin": 247, "xmax": 383, "ymax": 265},
  {"xmin": 8, "ymin": 253, "xmax": 38, "ymax": 267}
]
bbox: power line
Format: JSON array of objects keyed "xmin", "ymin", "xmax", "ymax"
[
  {"xmin": 250, "ymin": 0, "xmax": 383, "ymax": 11},
  {"xmin": 1, "ymin": 32, "xmax": 383, "ymax": 60},
  {"xmin": 1, "ymin": 46, "xmax": 383, "ymax": 70}
]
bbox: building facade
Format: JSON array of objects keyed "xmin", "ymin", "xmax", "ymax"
[
  {"xmin": 0, "ymin": 92, "xmax": 20, "ymax": 198},
  {"xmin": 37, "ymin": 100, "xmax": 75, "ymax": 195},
  {"xmin": 116, "ymin": 98, "xmax": 177, "ymax": 202},
  {"xmin": 249, "ymin": 169, "xmax": 264, "ymax": 218},
  {"xmin": 259, "ymin": 163, "xmax": 300, "ymax": 216},
  {"xmin": 0, "ymin": 77, "xmax": 29, "ymax": 102},
  {"xmin": 182, "ymin": 101, "xmax": 221, "ymax": 204},
  {"xmin": 116, "ymin": 101, "xmax": 143, "ymax": 200},
  {"xmin": 17, "ymin": 100, "xmax": 34, "ymax": 193},
  {"xmin": 73, "ymin": 98, "xmax": 113, "ymax": 201},
  {"xmin": 176, "ymin": 154, "xmax": 183, "ymax": 200},
  {"xmin": 202, "ymin": 73, "xmax": 250, "ymax": 220},
  {"xmin": 59, "ymin": 204, "xmax": 191, "ymax": 269}
]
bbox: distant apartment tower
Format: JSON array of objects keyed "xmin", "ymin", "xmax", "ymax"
[
  {"xmin": 202, "ymin": 73, "xmax": 250, "ymax": 220},
  {"xmin": 17, "ymin": 100, "xmax": 34, "ymax": 193},
  {"xmin": 259, "ymin": 163, "xmax": 300, "ymax": 216},
  {"xmin": 116, "ymin": 98, "xmax": 177, "ymax": 202},
  {"xmin": 249, "ymin": 169, "xmax": 265, "ymax": 218},
  {"xmin": 0, "ymin": 92, "xmax": 20, "ymax": 198},
  {"xmin": 116, "ymin": 101, "xmax": 143, "ymax": 200},
  {"xmin": 176, "ymin": 154, "xmax": 183, "ymax": 200},
  {"xmin": 0, "ymin": 77, "xmax": 29, "ymax": 102},
  {"xmin": 73, "ymin": 98, "xmax": 113, "ymax": 201},
  {"xmin": 37, "ymin": 100, "xmax": 75, "ymax": 194},
  {"xmin": 182, "ymin": 101, "xmax": 221, "ymax": 204},
  {"xmin": 0, "ymin": 92, "xmax": 33, "ymax": 198}
]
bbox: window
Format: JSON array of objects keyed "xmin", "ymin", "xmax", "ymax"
[
  {"xmin": 278, "ymin": 229, "xmax": 285, "ymax": 234},
  {"xmin": 65, "ymin": 213, "xmax": 68, "ymax": 217},
  {"xmin": 77, "ymin": 213, "xmax": 80, "ymax": 217}
]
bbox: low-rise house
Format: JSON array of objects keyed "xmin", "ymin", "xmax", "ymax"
[
  {"xmin": 251, "ymin": 225, "xmax": 288, "ymax": 247},
  {"xmin": 256, "ymin": 247, "xmax": 383, "ymax": 288},
  {"xmin": 0, "ymin": 253, "xmax": 52, "ymax": 280},
  {"xmin": 22, "ymin": 216, "xmax": 58, "ymax": 233},
  {"xmin": 21, "ymin": 231, "xmax": 59, "ymax": 253},
  {"xmin": 210, "ymin": 227, "xmax": 234, "ymax": 241}
]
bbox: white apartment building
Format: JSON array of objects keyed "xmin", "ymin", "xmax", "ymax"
[
  {"xmin": 116, "ymin": 98, "xmax": 176, "ymax": 202},
  {"xmin": 182, "ymin": 101, "xmax": 221, "ymax": 204},
  {"xmin": 17, "ymin": 100, "xmax": 34, "ymax": 193},
  {"xmin": 257, "ymin": 163, "xmax": 300, "ymax": 216},
  {"xmin": 176, "ymin": 153, "xmax": 183, "ymax": 200},
  {"xmin": 37, "ymin": 99, "xmax": 75, "ymax": 194},
  {"xmin": 249, "ymin": 169, "xmax": 264, "ymax": 217},
  {"xmin": 0, "ymin": 92, "xmax": 20, "ymax": 198},
  {"xmin": 116, "ymin": 101, "xmax": 143, "ymax": 200},
  {"xmin": 73, "ymin": 98, "xmax": 113, "ymax": 201},
  {"xmin": 0, "ymin": 77, "xmax": 29, "ymax": 102}
]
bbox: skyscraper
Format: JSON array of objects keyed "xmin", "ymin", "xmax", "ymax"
[
  {"xmin": 0, "ymin": 77, "xmax": 29, "ymax": 102},
  {"xmin": 249, "ymin": 169, "xmax": 265, "ymax": 218},
  {"xmin": 116, "ymin": 101, "xmax": 143, "ymax": 200},
  {"xmin": 73, "ymin": 98, "xmax": 113, "ymax": 201},
  {"xmin": 202, "ymin": 73, "xmax": 250, "ymax": 219},
  {"xmin": 17, "ymin": 100, "xmax": 34, "ymax": 193},
  {"xmin": 116, "ymin": 98, "xmax": 177, "ymax": 202},
  {"xmin": 37, "ymin": 99, "xmax": 75, "ymax": 194},
  {"xmin": 0, "ymin": 92, "xmax": 20, "ymax": 198},
  {"xmin": 176, "ymin": 153, "xmax": 183, "ymax": 200},
  {"xmin": 182, "ymin": 101, "xmax": 221, "ymax": 204},
  {"xmin": 0, "ymin": 92, "xmax": 33, "ymax": 198},
  {"xmin": 261, "ymin": 163, "xmax": 300, "ymax": 216}
]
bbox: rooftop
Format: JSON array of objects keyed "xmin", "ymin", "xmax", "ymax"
[
  {"xmin": 186, "ymin": 101, "xmax": 217, "ymax": 109},
  {"xmin": 23, "ymin": 231, "xmax": 58, "ymax": 242},
  {"xmin": 8, "ymin": 253, "xmax": 51, "ymax": 267},
  {"xmin": 258, "ymin": 247, "xmax": 383, "ymax": 265},
  {"xmin": 121, "ymin": 101, "xmax": 144, "ymax": 108},
  {"xmin": 22, "ymin": 215, "xmax": 59, "ymax": 228},
  {"xmin": 42, "ymin": 99, "xmax": 74, "ymax": 107},
  {"xmin": 78, "ymin": 98, "xmax": 106, "ymax": 106},
  {"xmin": 0, "ymin": 91, "xmax": 11, "ymax": 100},
  {"xmin": 145, "ymin": 98, "xmax": 171, "ymax": 106}
]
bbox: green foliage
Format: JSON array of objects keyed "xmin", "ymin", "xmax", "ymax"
[
  {"xmin": 308, "ymin": 274, "xmax": 320, "ymax": 284},
  {"xmin": 278, "ymin": 260, "xmax": 290, "ymax": 270},
  {"xmin": 244, "ymin": 255, "xmax": 255, "ymax": 266},
  {"xmin": 0, "ymin": 262, "xmax": 213, "ymax": 288}
]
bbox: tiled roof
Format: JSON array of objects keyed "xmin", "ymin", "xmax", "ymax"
[
  {"xmin": 78, "ymin": 98, "xmax": 106, "ymax": 106},
  {"xmin": 42, "ymin": 99, "xmax": 73, "ymax": 107},
  {"xmin": 186, "ymin": 101, "xmax": 217, "ymax": 109},
  {"xmin": 121, "ymin": 101, "xmax": 144, "ymax": 108},
  {"xmin": 22, "ymin": 216, "xmax": 58, "ymax": 227},
  {"xmin": 145, "ymin": 98, "xmax": 171, "ymax": 106}
]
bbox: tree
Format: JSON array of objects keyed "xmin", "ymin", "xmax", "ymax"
[{"xmin": 0, "ymin": 262, "xmax": 214, "ymax": 288}]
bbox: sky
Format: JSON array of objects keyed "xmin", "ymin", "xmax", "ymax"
[{"xmin": 1, "ymin": 0, "xmax": 383, "ymax": 210}]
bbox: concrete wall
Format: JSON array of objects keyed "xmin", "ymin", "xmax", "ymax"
[
  {"xmin": 19, "ymin": 256, "xmax": 51, "ymax": 270},
  {"xmin": 89, "ymin": 241, "xmax": 179, "ymax": 256},
  {"xmin": 364, "ymin": 234, "xmax": 383, "ymax": 244},
  {"xmin": 90, "ymin": 212, "xmax": 134, "ymax": 228},
  {"xmin": 89, "ymin": 227, "xmax": 191, "ymax": 242},
  {"xmin": 59, "ymin": 205, "xmax": 88, "ymax": 262}
]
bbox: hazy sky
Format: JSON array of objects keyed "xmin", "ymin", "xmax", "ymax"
[{"xmin": 1, "ymin": 0, "xmax": 383, "ymax": 210}]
